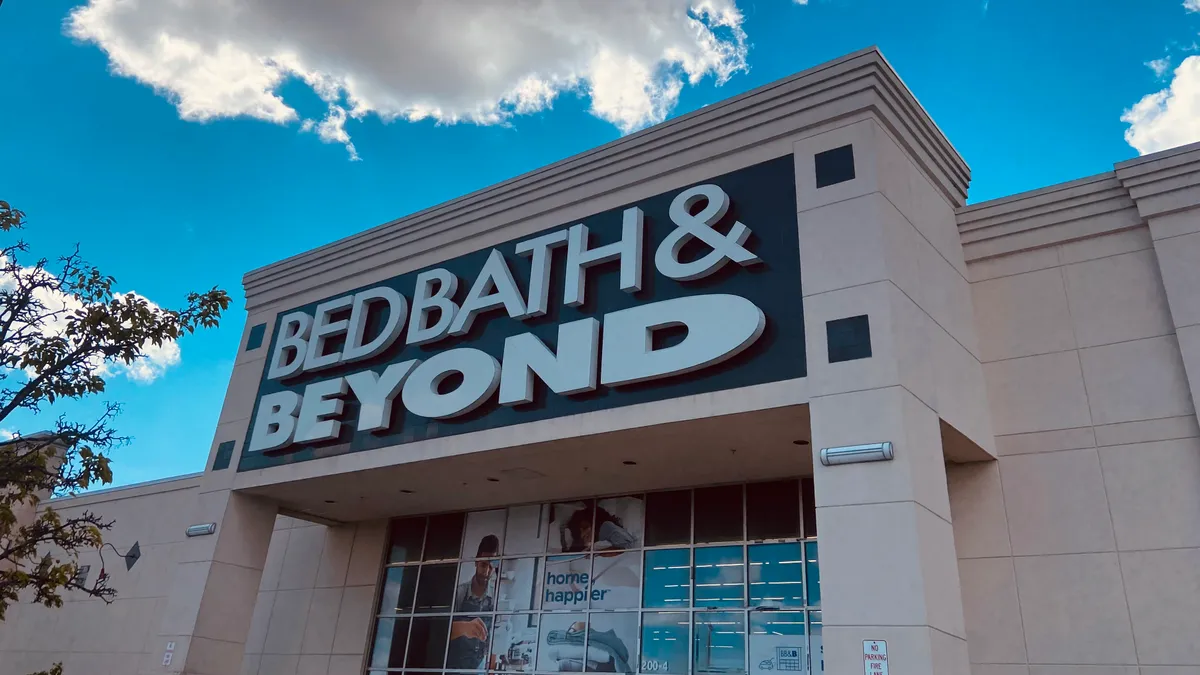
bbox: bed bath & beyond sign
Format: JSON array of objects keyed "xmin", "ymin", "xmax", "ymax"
[{"xmin": 240, "ymin": 157, "xmax": 805, "ymax": 468}]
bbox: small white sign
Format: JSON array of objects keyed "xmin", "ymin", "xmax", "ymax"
[
  {"xmin": 165, "ymin": 641, "xmax": 176, "ymax": 652},
  {"xmin": 162, "ymin": 652, "xmax": 173, "ymax": 666},
  {"xmin": 863, "ymin": 640, "xmax": 887, "ymax": 675}
]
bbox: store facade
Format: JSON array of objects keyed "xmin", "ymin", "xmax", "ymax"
[{"xmin": 4, "ymin": 47, "xmax": 1200, "ymax": 675}]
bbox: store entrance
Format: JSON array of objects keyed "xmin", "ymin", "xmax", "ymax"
[{"xmin": 366, "ymin": 478, "xmax": 824, "ymax": 675}]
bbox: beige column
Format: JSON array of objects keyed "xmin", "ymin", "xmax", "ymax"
[
  {"xmin": 1117, "ymin": 144, "xmax": 1200, "ymax": 417},
  {"xmin": 138, "ymin": 475, "xmax": 278, "ymax": 675},
  {"xmin": 137, "ymin": 316, "xmax": 282, "ymax": 675},
  {"xmin": 793, "ymin": 116, "xmax": 987, "ymax": 673}
]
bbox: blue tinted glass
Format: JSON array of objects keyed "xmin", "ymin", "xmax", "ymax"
[
  {"xmin": 749, "ymin": 612, "xmax": 805, "ymax": 673},
  {"xmin": 694, "ymin": 546, "xmax": 744, "ymax": 608},
  {"xmin": 644, "ymin": 548, "xmax": 690, "ymax": 609},
  {"xmin": 369, "ymin": 617, "xmax": 409, "ymax": 669},
  {"xmin": 694, "ymin": 612, "xmax": 746, "ymax": 675},
  {"xmin": 749, "ymin": 543, "xmax": 804, "ymax": 609},
  {"xmin": 805, "ymin": 541, "xmax": 820, "ymax": 606},
  {"xmin": 809, "ymin": 611, "xmax": 823, "ymax": 674},
  {"xmin": 377, "ymin": 566, "xmax": 418, "ymax": 614},
  {"xmin": 641, "ymin": 612, "xmax": 690, "ymax": 675}
]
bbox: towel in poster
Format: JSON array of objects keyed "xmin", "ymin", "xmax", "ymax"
[{"xmin": 537, "ymin": 612, "xmax": 638, "ymax": 673}]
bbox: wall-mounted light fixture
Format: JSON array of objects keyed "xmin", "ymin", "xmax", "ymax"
[
  {"xmin": 185, "ymin": 523, "xmax": 217, "ymax": 538},
  {"xmin": 819, "ymin": 441, "xmax": 894, "ymax": 466}
]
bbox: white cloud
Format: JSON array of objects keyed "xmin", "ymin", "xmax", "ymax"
[
  {"xmin": 66, "ymin": 0, "xmax": 749, "ymax": 157},
  {"xmin": 1186, "ymin": 0, "xmax": 1200, "ymax": 12},
  {"xmin": 1147, "ymin": 57, "xmax": 1172, "ymax": 78},
  {"xmin": 1123, "ymin": 55, "xmax": 1200, "ymax": 155},
  {"xmin": 0, "ymin": 262, "xmax": 182, "ymax": 385}
]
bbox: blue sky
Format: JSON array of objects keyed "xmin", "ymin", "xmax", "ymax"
[{"xmin": 0, "ymin": 0, "xmax": 1196, "ymax": 486}]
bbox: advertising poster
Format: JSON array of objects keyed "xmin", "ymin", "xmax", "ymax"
[
  {"xmin": 543, "ymin": 555, "xmax": 593, "ymax": 610},
  {"xmin": 748, "ymin": 612, "xmax": 806, "ymax": 675},
  {"xmin": 548, "ymin": 497, "xmax": 644, "ymax": 554},
  {"xmin": 447, "ymin": 615, "xmax": 492, "ymax": 672},
  {"xmin": 505, "ymin": 504, "xmax": 549, "ymax": 555},
  {"xmin": 585, "ymin": 613, "xmax": 638, "ymax": 674},
  {"xmin": 455, "ymin": 558, "xmax": 500, "ymax": 613},
  {"xmin": 590, "ymin": 550, "xmax": 642, "ymax": 610},
  {"xmin": 535, "ymin": 613, "xmax": 636, "ymax": 674},
  {"xmin": 463, "ymin": 509, "xmax": 507, "ymax": 558},
  {"xmin": 491, "ymin": 614, "xmax": 539, "ymax": 673},
  {"xmin": 497, "ymin": 557, "xmax": 542, "ymax": 612},
  {"xmin": 537, "ymin": 613, "xmax": 588, "ymax": 672}
]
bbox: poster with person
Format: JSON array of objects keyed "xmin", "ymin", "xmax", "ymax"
[{"xmin": 547, "ymin": 497, "xmax": 643, "ymax": 554}]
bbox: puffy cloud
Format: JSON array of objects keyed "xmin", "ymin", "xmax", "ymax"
[
  {"xmin": 0, "ymin": 262, "xmax": 181, "ymax": 385},
  {"xmin": 1123, "ymin": 55, "xmax": 1200, "ymax": 155},
  {"xmin": 1186, "ymin": 0, "xmax": 1200, "ymax": 12},
  {"xmin": 66, "ymin": 0, "xmax": 749, "ymax": 157}
]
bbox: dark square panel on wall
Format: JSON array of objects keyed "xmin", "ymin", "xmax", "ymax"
[
  {"xmin": 210, "ymin": 441, "xmax": 235, "ymax": 471},
  {"xmin": 245, "ymin": 323, "xmax": 266, "ymax": 351},
  {"xmin": 814, "ymin": 144, "xmax": 855, "ymax": 188},
  {"xmin": 826, "ymin": 314, "xmax": 872, "ymax": 363}
]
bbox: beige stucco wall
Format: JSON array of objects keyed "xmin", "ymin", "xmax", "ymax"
[
  {"xmin": 0, "ymin": 476, "xmax": 202, "ymax": 675},
  {"xmin": 0, "ymin": 479, "xmax": 381, "ymax": 675},
  {"xmin": 950, "ymin": 167, "xmax": 1200, "ymax": 673}
]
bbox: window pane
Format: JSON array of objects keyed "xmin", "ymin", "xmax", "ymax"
[
  {"xmin": 749, "ymin": 612, "xmax": 805, "ymax": 675},
  {"xmin": 596, "ymin": 495, "xmax": 644, "ymax": 550},
  {"xmin": 454, "ymin": 559, "xmax": 499, "ymax": 613},
  {"xmin": 694, "ymin": 486, "xmax": 743, "ymax": 543},
  {"xmin": 369, "ymin": 617, "xmax": 410, "ymax": 669},
  {"xmin": 463, "ymin": 509, "xmax": 506, "ymax": 558},
  {"xmin": 505, "ymin": 504, "xmax": 548, "ymax": 555},
  {"xmin": 543, "ymin": 554, "xmax": 592, "ymax": 610},
  {"xmin": 804, "ymin": 542, "xmax": 820, "ymax": 607},
  {"xmin": 497, "ymin": 557, "xmax": 542, "ymax": 612},
  {"xmin": 694, "ymin": 612, "xmax": 746, "ymax": 675},
  {"xmin": 378, "ymin": 566, "xmax": 419, "ymax": 615},
  {"xmin": 644, "ymin": 548, "xmax": 690, "ymax": 609},
  {"xmin": 491, "ymin": 614, "xmax": 539, "ymax": 672},
  {"xmin": 809, "ymin": 611, "xmax": 823, "ymax": 675},
  {"xmin": 746, "ymin": 481, "xmax": 800, "ymax": 541},
  {"xmin": 447, "ymin": 615, "xmax": 492, "ymax": 671},
  {"xmin": 646, "ymin": 490, "xmax": 691, "ymax": 546},
  {"xmin": 389, "ymin": 517, "xmax": 426, "ymax": 563},
  {"xmin": 800, "ymin": 478, "xmax": 816, "ymax": 538},
  {"xmin": 694, "ymin": 546, "xmax": 745, "ymax": 608},
  {"xmin": 586, "ymin": 612, "xmax": 638, "ymax": 672},
  {"xmin": 536, "ymin": 613, "xmax": 587, "ymax": 672},
  {"xmin": 407, "ymin": 615, "xmax": 451, "ymax": 669},
  {"xmin": 591, "ymin": 550, "xmax": 641, "ymax": 610},
  {"xmin": 748, "ymin": 543, "xmax": 804, "ymax": 609},
  {"xmin": 415, "ymin": 563, "xmax": 457, "ymax": 613},
  {"xmin": 549, "ymin": 501, "xmax": 595, "ymax": 553},
  {"xmin": 425, "ymin": 512, "xmax": 466, "ymax": 561},
  {"xmin": 641, "ymin": 612, "xmax": 689, "ymax": 675}
]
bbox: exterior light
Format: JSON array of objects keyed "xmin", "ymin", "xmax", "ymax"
[
  {"xmin": 819, "ymin": 442, "xmax": 894, "ymax": 466},
  {"xmin": 185, "ymin": 523, "xmax": 216, "ymax": 538}
]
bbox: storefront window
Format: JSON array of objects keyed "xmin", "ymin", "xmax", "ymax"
[{"xmin": 368, "ymin": 480, "xmax": 821, "ymax": 674}]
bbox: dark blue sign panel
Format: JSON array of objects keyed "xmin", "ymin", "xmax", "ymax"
[{"xmin": 238, "ymin": 155, "xmax": 804, "ymax": 471}]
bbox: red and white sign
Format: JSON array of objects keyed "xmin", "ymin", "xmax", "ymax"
[{"xmin": 863, "ymin": 640, "xmax": 888, "ymax": 675}]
